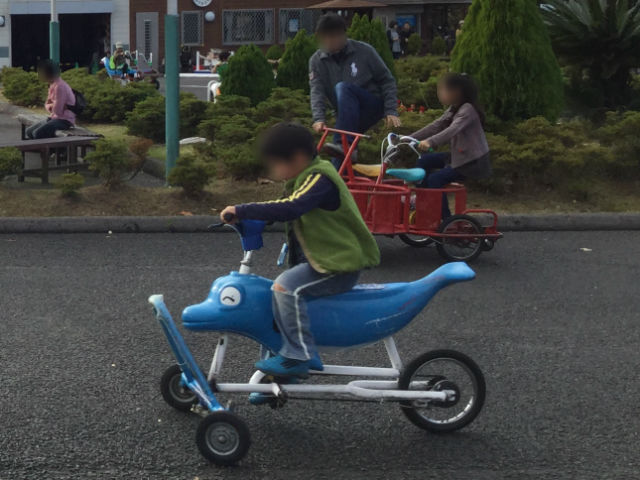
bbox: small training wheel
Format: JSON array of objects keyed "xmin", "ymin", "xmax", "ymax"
[
  {"xmin": 196, "ymin": 410, "xmax": 251, "ymax": 465},
  {"xmin": 160, "ymin": 365, "xmax": 198, "ymax": 412}
]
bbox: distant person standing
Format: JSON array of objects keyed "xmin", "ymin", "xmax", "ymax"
[
  {"xmin": 387, "ymin": 21, "xmax": 402, "ymax": 59},
  {"xmin": 456, "ymin": 20, "xmax": 465, "ymax": 41},
  {"xmin": 399, "ymin": 22, "xmax": 414, "ymax": 55},
  {"xmin": 309, "ymin": 13, "xmax": 400, "ymax": 168},
  {"xmin": 25, "ymin": 60, "xmax": 75, "ymax": 139}
]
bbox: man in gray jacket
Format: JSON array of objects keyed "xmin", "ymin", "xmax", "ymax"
[{"xmin": 309, "ymin": 13, "xmax": 401, "ymax": 167}]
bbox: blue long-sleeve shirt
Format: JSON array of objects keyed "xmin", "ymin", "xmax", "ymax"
[
  {"xmin": 235, "ymin": 173, "xmax": 340, "ymax": 222},
  {"xmin": 235, "ymin": 173, "xmax": 340, "ymax": 266}
]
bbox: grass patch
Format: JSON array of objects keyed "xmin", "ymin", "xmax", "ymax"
[
  {"xmin": 0, "ymin": 179, "xmax": 283, "ymax": 217},
  {"xmin": 0, "ymin": 177, "xmax": 639, "ymax": 217}
]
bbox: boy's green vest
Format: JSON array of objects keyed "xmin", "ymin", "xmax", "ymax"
[{"xmin": 285, "ymin": 158, "xmax": 380, "ymax": 273}]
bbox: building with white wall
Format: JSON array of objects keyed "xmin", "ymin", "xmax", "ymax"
[{"xmin": 0, "ymin": 0, "xmax": 129, "ymax": 69}]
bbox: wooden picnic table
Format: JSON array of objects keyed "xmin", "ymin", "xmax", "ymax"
[{"xmin": 0, "ymin": 136, "xmax": 98, "ymax": 184}]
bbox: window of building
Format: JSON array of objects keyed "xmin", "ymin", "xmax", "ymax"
[
  {"xmin": 182, "ymin": 11, "xmax": 203, "ymax": 46},
  {"xmin": 223, "ymin": 9, "xmax": 274, "ymax": 45},
  {"xmin": 278, "ymin": 9, "xmax": 320, "ymax": 43}
]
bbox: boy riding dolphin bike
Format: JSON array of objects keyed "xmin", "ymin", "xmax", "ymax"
[{"xmin": 150, "ymin": 123, "xmax": 486, "ymax": 465}]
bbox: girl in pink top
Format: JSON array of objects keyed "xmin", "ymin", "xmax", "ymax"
[{"xmin": 26, "ymin": 60, "xmax": 76, "ymax": 139}]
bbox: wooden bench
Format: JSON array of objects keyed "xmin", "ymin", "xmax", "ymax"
[
  {"xmin": 16, "ymin": 113, "xmax": 101, "ymax": 140},
  {"xmin": 0, "ymin": 136, "xmax": 97, "ymax": 184}
]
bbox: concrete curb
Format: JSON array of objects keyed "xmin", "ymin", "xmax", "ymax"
[{"xmin": 0, "ymin": 213, "xmax": 640, "ymax": 234}]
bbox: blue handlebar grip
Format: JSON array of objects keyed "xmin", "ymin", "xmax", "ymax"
[{"xmin": 277, "ymin": 243, "xmax": 288, "ymax": 267}]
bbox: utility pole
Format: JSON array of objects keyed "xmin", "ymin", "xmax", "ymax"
[
  {"xmin": 50, "ymin": 0, "xmax": 60, "ymax": 64},
  {"xmin": 165, "ymin": 0, "xmax": 180, "ymax": 182}
]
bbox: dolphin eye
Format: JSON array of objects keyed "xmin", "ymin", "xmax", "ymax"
[{"xmin": 220, "ymin": 286, "xmax": 241, "ymax": 306}]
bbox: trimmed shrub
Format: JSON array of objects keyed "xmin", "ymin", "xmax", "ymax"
[
  {"xmin": 167, "ymin": 153, "xmax": 215, "ymax": 197},
  {"xmin": 61, "ymin": 68, "xmax": 158, "ymax": 123},
  {"xmin": 125, "ymin": 93, "xmax": 209, "ymax": 142},
  {"xmin": 451, "ymin": 0, "xmax": 564, "ymax": 121},
  {"xmin": 395, "ymin": 56, "xmax": 448, "ymax": 82},
  {"xmin": 266, "ymin": 44, "xmax": 284, "ymax": 60},
  {"xmin": 196, "ymin": 87, "xmax": 312, "ymax": 179},
  {"xmin": 86, "ymin": 138, "xmax": 132, "ymax": 190},
  {"xmin": 348, "ymin": 14, "xmax": 396, "ymax": 77},
  {"xmin": 0, "ymin": 147, "xmax": 23, "ymax": 180},
  {"xmin": 406, "ymin": 33, "xmax": 422, "ymax": 55},
  {"xmin": 276, "ymin": 30, "xmax": 318, "ymax": 93},
  {"xmin": 129, "ymin": 137, "xmax": 153, "ymax": 176},
  {"xmin": 58, "ymin": 173, "xmax": 85, "ymax": 198},
  {"xmin": 2, "ymin": 68, "xmax": 47, "ymax": 106},
  {"xmin": 221, "ymin": 44, "xmax": 275, "ymax": 106},
  {"xmin": 430, "ymin": 37, "xmax": 447, "ymax": 56},
  {"xmin": 199, "ymin": 95, "xmax": 254, "ymax": 142}
]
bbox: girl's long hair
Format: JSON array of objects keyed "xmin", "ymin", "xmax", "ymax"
[{"xmin": 442, "ymin": 73, "xmax": 485, "ymax": 126}]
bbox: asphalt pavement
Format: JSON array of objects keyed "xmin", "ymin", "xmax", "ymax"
[{"xmin": 0, "ymin": 232, "xmax": 639, "ymax": 479}]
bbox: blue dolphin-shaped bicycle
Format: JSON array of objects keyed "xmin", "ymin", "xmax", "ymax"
[{"xmin": 149, "ymin": 220, "xmax": 486, "ymax": 465}]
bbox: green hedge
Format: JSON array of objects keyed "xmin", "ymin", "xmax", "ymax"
[
  {"xmin": 195, "ymin": 87, "xmax": 314, "ymax": 179},
  {"xmin": 1, "ymin": 68, "xmax": 47, "ymax": 106},
  {"xmin": 125, "ymin": 92, "xmax": 209, "ymax": 143}
]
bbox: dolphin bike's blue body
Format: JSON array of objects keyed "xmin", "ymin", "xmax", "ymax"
[{"xmin": 149, "ymin": 220, "xmax": 486, "ymax": 465}]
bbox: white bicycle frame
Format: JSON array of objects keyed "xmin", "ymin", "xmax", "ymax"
[{"xmin": 201, "ymin": 251, "xmax": 454, "ymax": 404}]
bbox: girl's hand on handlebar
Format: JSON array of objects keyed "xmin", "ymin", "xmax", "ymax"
[
  {"xmin": 418, "ymin": 140, "xmax": 431, "ymax": 152},
  {"xmin": 220, "ymin": 206, "xmax": 238, "ymax": 223}
]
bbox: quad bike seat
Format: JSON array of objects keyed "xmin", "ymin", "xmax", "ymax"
[{"xmin": 386, "ymin": 168, "xmax": 426, "ymax": 183}]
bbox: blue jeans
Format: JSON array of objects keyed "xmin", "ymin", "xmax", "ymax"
[
  {"xmin": 333, "ymin": 82, "xmax": 385, "ymax": 168},
  {"xmin": 25, "ymin": 118, "xmax": 72, "ymax": 139},
  {"xmin": 273, "ymin": 262, "xmax": 360, "ymax": 361},
  {"xmin": 416, "ymin": 152, "xmax": 465, "ymax": 219}
]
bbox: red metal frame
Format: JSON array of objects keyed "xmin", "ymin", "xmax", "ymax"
[{"xmin": 317, "ymin": 128, "xmax": 503, "ymax": 242}]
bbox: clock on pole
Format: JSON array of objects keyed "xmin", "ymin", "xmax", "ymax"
[{"xmin": 193, "ymin": 0, "xmax": 212, "ymax": 7}]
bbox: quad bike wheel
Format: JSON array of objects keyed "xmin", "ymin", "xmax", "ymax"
[{"xmin": 436, "ymin": 214, "xmax": 484, "ymax": 262}]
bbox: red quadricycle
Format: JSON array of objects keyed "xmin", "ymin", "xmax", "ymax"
[{"xmin": 317, "ymin": 127, "xmax": 503, "ymax": 262}]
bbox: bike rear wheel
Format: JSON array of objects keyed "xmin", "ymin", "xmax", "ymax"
[{"xmin": 436, "ymin": 214, "xmax": 483, "ymax": 262}]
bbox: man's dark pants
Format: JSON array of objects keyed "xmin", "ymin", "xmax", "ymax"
[
  {"xmin": 332, "ymin": 81, "xmax": 384, "ymax": 169},
  {"xmin": 25, "ymin": 118, "xmax": 72, "ymax": 139}
]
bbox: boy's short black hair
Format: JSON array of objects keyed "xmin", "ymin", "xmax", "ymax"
[
  {"xmin": 259, "ymin": 123, "xmax": 317, "ymax": 163},
  {"xmin": 219, "ymin": 51, "xmax": 231, "ymax": 62},
  {"xmin": 315, "ymin": 13, "xmax": 347, "ymax": 35},
  {"xmin": 37, "ymin": 59, "xmax": 60, "ymax": 79}
]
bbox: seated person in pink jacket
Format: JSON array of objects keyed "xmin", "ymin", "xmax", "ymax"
[
  {"xmin": 411, "ymin": 73, "xmax": 491, "ymax": 218},
  {"xmin": 26, "ymin": 60, "xmax": 75, "ymax": 139}
]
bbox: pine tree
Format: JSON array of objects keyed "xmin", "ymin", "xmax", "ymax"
[
  {"xmin": 220, "ymin": 44, "xmax": 275, "ymax": 106},
  {"xmin": 451, "ymin": 0, "xmax": 564, "ymax": 120},
  {"xmin": 348, "ymin": 14, "xmax": 396, "ymax": 76},
  {"xmin": 276, "ymin": 30, "xmax": 318, "ymax": 93}
]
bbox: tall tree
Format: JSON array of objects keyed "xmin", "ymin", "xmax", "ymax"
[
  {"xmin": 542, "ymin": 0, "xmax": 640, "ymax": 108},
  {"xmin": 220, "ymin": 45, "xmax": 275, "ymax": 106},
  {"xmin": 348, "ymin": 14, "xmax": 396, "ymax": 77},
  {"xmin": 451, "ymin": 0, "xmax": 564, "ymax": 120},
  {"xmin": 276, "ymin": 30, "xmax": 318, "ymax": 93}
]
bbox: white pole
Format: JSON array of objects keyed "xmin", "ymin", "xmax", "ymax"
[
  {"xmin": 167, "ymin": 0, "xmax": 178, "ymax": 16},
  {"xmin": 51, "ymin": 0, "xmax": 58, "ymax": 22}
]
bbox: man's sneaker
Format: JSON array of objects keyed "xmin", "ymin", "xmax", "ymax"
[
  {"xmin": 320, "ymin": 142, "xmax": 345, "ymax": 159},
  {"xmin": 255, "ymin": 355, "xmax": 310, "ymax": 378}
]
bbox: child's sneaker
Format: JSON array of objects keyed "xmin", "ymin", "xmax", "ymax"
[
  {"xmin": 248, "ymin": 377, "xmax": 300, "ymax": 406},
  {"xmin": 255, "ymin": 355, "xmax": 310, "ymax": 378}
]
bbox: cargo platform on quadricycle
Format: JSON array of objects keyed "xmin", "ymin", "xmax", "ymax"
[{"xmin": 317, "ymin": 128, "xmax": 503, "ymax": 262}]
